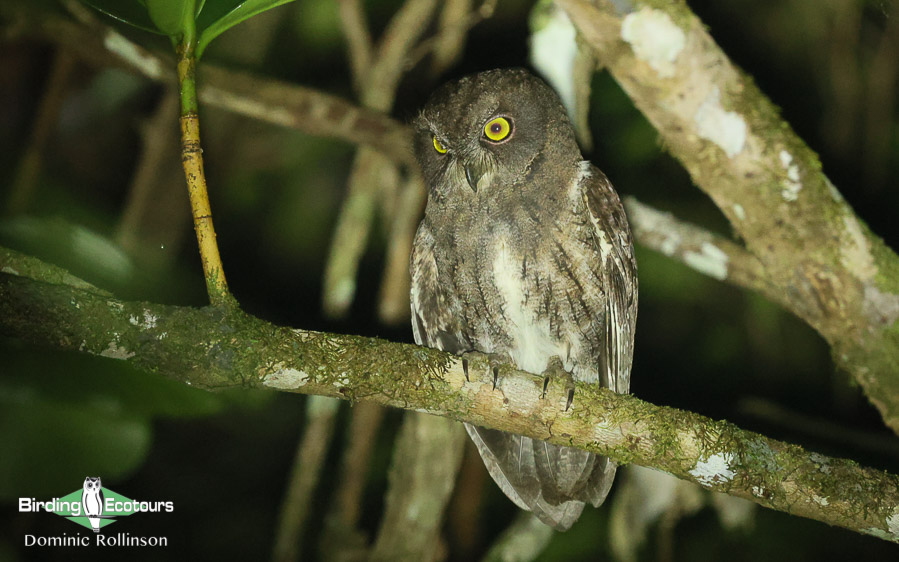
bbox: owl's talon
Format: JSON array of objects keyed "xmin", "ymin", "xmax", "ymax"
[
  {"xmin": 540, "ymin": 357, "xmax": 577, "ymax": 411},
  {"xmin": 459, "ymin": 351, "xmax": 505, "ymax": 389}
]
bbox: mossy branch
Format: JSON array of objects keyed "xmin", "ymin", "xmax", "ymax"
[{"xmin": 1, "ymin": 266, "xmax": 898, "ymax": 543}]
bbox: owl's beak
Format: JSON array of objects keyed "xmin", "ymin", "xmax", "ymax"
[
  {"xmin": 463, "ymin": 161, "xmax": 485, "ymax": 192},
  {"xmin": 464, "ymin": 165, "xmax": 478, "ymax": 192}
]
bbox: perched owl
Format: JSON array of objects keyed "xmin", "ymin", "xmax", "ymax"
[
  {"xmin": 410, "ymin": 69, "xmax": 637, "ymax": 531},
  {"xmin": 82, "ymin": 476, "xmax": 104, "ymax": 532}
]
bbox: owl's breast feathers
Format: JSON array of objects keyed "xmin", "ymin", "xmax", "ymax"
[{"xmin": 412, "ymin": 160, "xmax": 636, "ymax": 392}]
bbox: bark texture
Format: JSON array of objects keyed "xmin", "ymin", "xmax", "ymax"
[
  {"xmin": 1, "ymin": 268, "xmax": 898, "ymax": 543},
  {"xmin": 556, "ymin": 0, "xmax": 899, "ymax": 432}
]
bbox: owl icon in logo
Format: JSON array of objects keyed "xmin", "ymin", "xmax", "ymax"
[{"xmin": 81, "ymin": 477, "xmax": 104, "ymax": 532}]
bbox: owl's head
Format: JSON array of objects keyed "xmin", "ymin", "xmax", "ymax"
[
  {"xmin": 414, "ymin": 69, "xmax": 579, "ymax": 198},
  {"xmin": 83, "ymin": 477, "xmax": 101, "ymax": 491}
]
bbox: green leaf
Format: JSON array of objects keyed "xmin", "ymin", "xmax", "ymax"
[
  {"xmin": 0, "ymin": 216, "xmax": 135, "ymax": 289},
  {"xmin": 0, "ymin": 398, "xmax": 151, "ymax": 500},
  {"xmin": 196, "ymin": 0, "xmax": 297, "ymax": 58},
  {"xmin": 195, "ymin": 0, "xmax": 244, "ymax": 29},
  {"xmin": 0, "ymin": 343, "xmax": 226, "ymax": 499},
  {"xmin": 145, "ymin": 0, "xmax": 197, "ymax": 36},
  {"xmin": 79, "ymin": 0, "xmax": 163, "ymax": 34}
]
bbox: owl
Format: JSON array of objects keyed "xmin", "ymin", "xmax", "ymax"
[
  {"xmin": 82, "ymin": 476, "xmax": 104, "ymax": 533},
  {"xmin": 410, "ymin": 68, "xmax": 637, "ymax": 531}
]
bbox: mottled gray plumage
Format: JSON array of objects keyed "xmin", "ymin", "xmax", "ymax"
[{"xmin": 410, "ymin": 69, "xmax": 637, "ymax": 531}]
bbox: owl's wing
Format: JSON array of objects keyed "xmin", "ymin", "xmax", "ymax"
[
  {"xmin": 578, "ymin": 164, "xmax": 638, "ymax": 506},
  {"xmin": 582, "ymin": 164, "xmax": 638, "ymax": 394},
  {"xmin": 410, "ymin": 222, "xmax": 470, "ymax": 353},
  {"xmin": 464, "ymin": 424, "xmax": 590, "ymax": 530}
]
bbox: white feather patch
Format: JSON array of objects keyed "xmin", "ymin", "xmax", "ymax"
[{"xmin": 492, "ymin": 238, "xmax": 565, "ymax": 375}]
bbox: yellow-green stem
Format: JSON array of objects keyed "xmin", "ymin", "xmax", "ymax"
[{"xmin": 176, "ymin": 28, "xmax": 232, "ymax": 307}]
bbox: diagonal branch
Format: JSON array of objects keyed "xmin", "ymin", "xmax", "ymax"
[
  {"xmin": 336, "ymin": 0, "xmax": 373, "ymax": 95},
  {"xmin": 623, "ymin": 197, "xmax": 782, "ymax": 306},
  {"xmin": 556, "ymin": 0, "xmax": 899, "ymax": 432},
  {"xmin": 1, "ymin": 267, "xmax": 898, "ymax": 544}
]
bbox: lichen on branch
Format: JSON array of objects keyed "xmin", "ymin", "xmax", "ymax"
[
  {"xmin": 557, "ymin": 0, "xmax": 899, "ymax": 433},
  {"xmin": 1, "ymin": 268, "xmax": 898, "ymax": 543}
]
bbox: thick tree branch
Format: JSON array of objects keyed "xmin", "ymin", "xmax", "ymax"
[
  {"xmin": 557, "ymin": 0, "xmax": 899, "ymax": 431},
  {"xmin": 2, "ymin": 270, "xmax": 898, "ymax": 543}
]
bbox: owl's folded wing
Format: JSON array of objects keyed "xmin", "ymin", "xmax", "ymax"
[
  {"xmin": 410, "ymin": 222, "xmax": 470, "ymax": 354},
  {"xmin": 581, "ymin": 164, "xmax": 639, "ymax": 394}
]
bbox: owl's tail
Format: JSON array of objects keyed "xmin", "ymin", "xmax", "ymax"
[
  {"xmin": 464, "ymin": 423, "xmax": 616, "ymax": 531},
  {"xmin": 88, "ymin": 516, "xmax": 100, "ymax": 532}
]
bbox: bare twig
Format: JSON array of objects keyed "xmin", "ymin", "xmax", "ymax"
[
  {"xmin": 429, "ymin": 0, "xmax": 473, "ymax": 77},
  {"xmin": 366, "ymin": 0, "xmax": 438, "ymax": 111},
  {"xmin": 378, "ymin": 173, "xmax": 427, "ymax": 324},
  {"xmin": 322, "ymin": 149, "xmax": 393, "ymax": 318},
  {"xmin": 115, "ymin": 87, "xmax": 182, "ymax": 255},
  {"xmin": 5, "ymin": 49, "xmax": 76, "ymax": 215},
  {"xmin": 447, "ymin": 442, "xmax": 488, "ymax": 558},
  {"xmin": 482, "ymin": 512, "xmax": 554, "ymax": 562},
  {"xmin": 11, "ymin": 3, "xmax": 413, "ymax": 165},
  {"xmin": 370, "ymin": 413, "xmax": 465, "ymax": 561},
  {"xmin": 330, "ymin": 402, "xmax": 386, "ymax": 531},
  {"xmin": 324, "ymin": 0, "xmax": 440, "ymax": 319},
  {"xmin": 408, "ymin": 0, "xmax": 498, "ymax": 72},
  {"xmin": 337, "ymin": 0, "xmax": 373, "ymax": 92},
  {"xmin": 273, "ymin": 397, "xmax": 340, "ymax": 562}
]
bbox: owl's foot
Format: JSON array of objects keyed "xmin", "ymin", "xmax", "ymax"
[
  {"xmin": 460, "ymin": 351, "xmax": 505, "ymax": 389},
  {"xmin": 540, "ymin": 357, "xmax": 576, "ymax": 411}
]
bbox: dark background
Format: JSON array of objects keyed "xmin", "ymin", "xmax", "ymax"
[{"xmin": 1, "ymin": 0, "xmax": 898, "ymax": 560}]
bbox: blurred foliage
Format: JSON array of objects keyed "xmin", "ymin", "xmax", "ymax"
[
  {"xmin": 0, "ymin": 0, "xmax": 898, "ymax": 560},
  {"xmin": 0, "ymin": 342, "xmax": 229, "ymax": 499},
  {"xmin": 81, "ymin": 0, "xmax": 299, "ymax": 56}
]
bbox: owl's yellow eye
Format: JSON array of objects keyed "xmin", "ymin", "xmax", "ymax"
[
  {"xmin": 433, "ymin": 135, "xmax": 448, "ymax": 154},
  {"xmin": 484, "ymin": 116, "xmax": 512, "ymax": 142}
]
